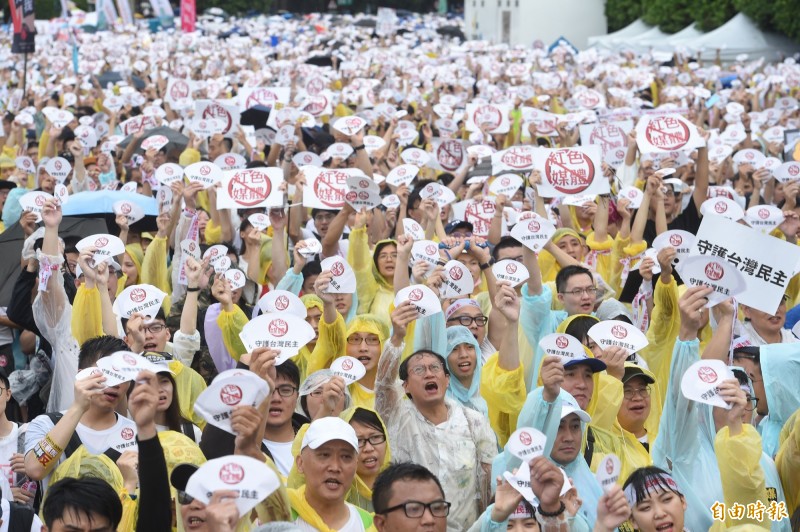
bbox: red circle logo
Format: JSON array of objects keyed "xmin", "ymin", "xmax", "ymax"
[
  {"xmin": 611, "ymin": 325, "xmax": 628, "ymax": 339},
  {"xmin": 130, "ymin": 288, "xmax": 146, "ymax": 302},
  {"xmin": 220, "ymin": 384, "xmax": 243, "ymax": 406},
  {"xmin": 605, "ymin": 458, "xmax": 614, "ymax": 475},
  {"xmin": 123, "ymin": 353, "xmax": 137, "ymax": 365},
  {"xmin": 165, "ymin": 166, "xmax": 174, "ymax": 176},
  {"xmin": 473, "ymin": 105, "xmax": 502, "ymax": 130},
  {"xmin": 519, "ymin": 431, "xmax": 532, "ymax": 445},
  {"xmin": 120, "ymin": 203, "xmax": 132, "ymax": 214},
  {"xmin": 269, "ymin": 318, "xmax": 288, "ymax": 337},
  {"xmin": 345, "ymin": 191, "xmax": 358, "ymax": 202},
  {"xmin": 544, "ymin": 150, "xmax": 595, "ymax": 195},
  {"xmin": 697, "ymin": 366, "xmax": 718, "ymax": 383},
  {"xmin": 225, "ymin": 155, "xmax": 235, "ymax": 166},
  {"xmin": 501, "ymin": 177, "xmax": 510, "ymax": 186},
  {"xmin": 714, "ymin": 201, "xmax": 728, "ymax": 214},
  {"xmin": 199, "ymin": 165, "xmax": 211, "ymax": 176},
  {"xmin": 35, "ymin": 195, "xmax": 45, "ymax": 206},
  {"xmin": 704, "ymin": 262, "xmax": 724, "ymax": 281},
  {"xmin": 54, "ymin": 160, "xmax": 63, "ymax": 171},
  {"xmin": 359, "ymin": 179, "xmax": 369, "ymax": 189},
  {"xmin": 645, "ymin": 117, "xmax": 690, "ymax": 150},
  {"xmin": 758, "ymin": 208, "xmax": 770, "ymax": 219},
  {"xmin": 341, "ymin": 358, "xmax": 354, "ymax": 371},
  {"xmin": 228, "ymin": 170, "xmax": 272, "ymax": 208},
  {"xmin": 331, "ymin": 261, "xmax": 345, "ymax": 276},
  {"xmin": 219, "ymin": 463, "xmax": 245, "ymax": 485},
  {"xmin": 528, "ymin": 220, "xmax": 541, "ymax": 232},
  {"xmin": 556, "ymin": 335, "xmax": 569, "ymax": 348},
  {"xmin": 409, "ymin": 288, "xmax": 423, "ymax": 302},
  {"xmin": 506, "ymin": 262, "xmax": 518, "ymax": 274},
  {"xmin": 425, "ymin": 244, "xmax": 436, "ymax": 255},
  {"xmin": 789, "ymin": 165, "xmax": 799, "ymax": 177},
  {"xmin": 275, "ymin": 295, "xmax": 289, "ymax": 310},
  {"xmin": 449, "ymin": 266, "xmax": 463, "ymax": 280},
  {"xmin": 669, "ymin": 234, "xmax": 682, "ymax": 246},
  {"xmin": 358, "ymin": 191, "xmax": 369, "ymax": 200},
  {"xmin": 121, "ymin": 428, "xmax": 134, "ymax": 441}
]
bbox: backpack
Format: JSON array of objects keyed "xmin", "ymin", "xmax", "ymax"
[
  {"xmin": 6, "ymin": 501, "xmax": 35, "ymax": 532},
  {"xmin": 45, "ymin": 413, "xmax": 121, "ymax": 461}
]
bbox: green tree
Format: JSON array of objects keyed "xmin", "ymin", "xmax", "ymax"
[
  {"xmin": 605, "ymin": 0, "xmax": 643, "ymax": 33},
  {"xmin": 773, "ymin": 0, "xmax": 800, "ymax": 42},
  {"xmin": 690, "ymin": 0, "xmax": 735, "ymax": 31},
  {"xmin": 642, "ymin": 0, "xmax": 692, "ymax": 33},
  {"xmin": 196, "ymin": 0, "xmax": 272, "ymax": 15},
  {"xmin": 732, "ymin": 0, "xmax": 773, "ymax": 30}
]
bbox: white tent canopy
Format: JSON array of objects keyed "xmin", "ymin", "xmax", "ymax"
[
  {"xmin": 624, "ymin": 26, "xmax": 672, "ymax": 47},
  {"xmin": 587, "ymin": 19, "xmax": 652, "ymax": 48},
  {"xmin": 664, "ymin": 23, "xmax": 704, "ymax": 46},
  {"xmin": 677, "ymin": 13, "xmax": 800, "ymax": 62}
]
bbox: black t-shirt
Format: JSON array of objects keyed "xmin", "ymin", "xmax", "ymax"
[{"xmin": 643, "ymin": 197, "xmax": 703, "ymax": 246}]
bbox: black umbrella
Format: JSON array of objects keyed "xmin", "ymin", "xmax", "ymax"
[
  {"xmin": 436, "ymin": 26, "xmax": 466, "ymax": 41},
  {"xmin": 117, "ymin": 126, "xmax": 190, "ymax": 155},
  {"xmin": 240, "ymin": 105, "xmax": 271, "ymax": 129},
  {"xmin": 95, "ymin": 72, "xmax": 147, "ymax": 90},
  {"xmin": 305, "ymin": 55, "xmax": 334, "ymax": 68},
  {"xmin": 301, "ymin": 127, "xmax": 336, "ymax": 151},
  {"xmin": 354, "ymin": 18, "xmax": 377, "ymax": 28},
  {"xmin": 0, "ymin": 218, "xmax": 108, "ymax": 306}
]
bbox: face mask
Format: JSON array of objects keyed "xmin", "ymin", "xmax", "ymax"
[{"xmin": 98, "ymin": 170, "xmax": 116, "ymax": 185}]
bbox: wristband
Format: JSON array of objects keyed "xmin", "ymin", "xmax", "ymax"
[
  {"xmin": 186, "ymin": 286, "xmax": 200, "ymax": 292},
  {"xmin": 479, "ymin": 258, "xmax": 494, "ymax": 270},
  {"xmin": 436, "ymin": 259, "xmax": 448, "ymax": 267},
  {"xmin": 352, "ymin": 144, "xmax": 365, "ymax": 151},
  {"xmin": 45, "ymin": 434, "xmax": 64, "ymax": 454},
  {"xmin": 536, "ymin": 501, "xmax": 565, "ymax": 518}
]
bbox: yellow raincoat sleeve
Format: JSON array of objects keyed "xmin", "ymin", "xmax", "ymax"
[
  {"xmin": 480, "ymin": 352, "xmax": 527, "ymax": 447},
  {"xmin": 71, "ymin": 285, "xmax": 104, "ymax": 346},
  {"xmin": 586, "ymin": 231, "xmax": 613, "ymax": 289},
  {"xmin": 178, "ymin": 147, "xmax": 201, "ymax": 166},
  {"xmin": 204, "ymin": 219, "xmax": 223, "ymax": 245},
  {"xmin": 642, "ymin": 277, "xmax": 680, "ymax": 408},
  {"xmin": 348, "ymin": 226, "xmax": 378, "ymax": 314},
  {"xmin": 775, "ymin": 408, "xmax": 800, "ymax": 516},
  {"xmin": 614, "ymin": 236, "xmax": 647, "ymax": 297},
  {"xmin": 713, "ymin": 424, "xmax": 771, "ymax": 529},
  {"xmin": 254, "ymin": 456, "xmax": 292, "ymax": 523},
  {"xmin": 38, "ymin": 129, "xmax": 50, "ymax": 160},
  {"xmin": 306, "ymin": 312, "xmax": 347, "ymax": 375},
  {"xmin": 216, "ymin": 306, "xmax": 250, "ymax": 361},
  {"xmin": 590, "ymin": 373, "xmax": 623, "ymax": 432},
  {"xmin": 140, "ymin": 236, "xmax": 172, "ymax": 313}
]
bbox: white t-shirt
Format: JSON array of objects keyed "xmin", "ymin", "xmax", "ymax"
[
  {"xmin": 294, "ymin": 504, "xmax": 365, "ymax": 532},
  {"xmin": 0, "ymin": 499, "xmax": 42, "ymax": 532},
  {"xmin": 24, "ymin": 413, "xmax": 137, "ymax": 491},
  {"xmin": 156, "ymin": 423, "xmax": 203, "ymax": 443},
  {"xmin": 262, "ymin": 439, "xmax": 293, "ymax": 477},
  {"xmin": 0, "ymin": 424, "xmax": 18, "ymax": 490}
]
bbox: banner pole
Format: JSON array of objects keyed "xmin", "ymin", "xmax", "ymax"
[{"xmin": 22, "ymin": 52, "xmax": 27, "ymax": 100}]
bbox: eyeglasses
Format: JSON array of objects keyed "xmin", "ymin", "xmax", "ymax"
[
  {"xmin": 273, "ymin": 385, "xmax": 298, "ymax": 398},
  {"xmin": 380, "ymin": 500, "xmax": 451, "ymax": 518},
  {"xmin": 177, "ymin": 490, "xmax": 194, "ymax": 505},
  {"xmin": 347, "ymin": 335, "xmax": 381, "ymax": 346},
  {"xmin": 314, "ymin": 213, "xmax": 336, "ymax": 222},
  {"xmin": 446, "ymin": 315, "xmax": 488, "ymax": 327},
  {"xmin": 357, "ymin": 434, "xmax": 386, "ymax": 448},
  {"xmin": 378, "ymin": 253, "xmax": 398, "ymax": 261},
  {"xmin": 745, "ymin": 395, "xmax": 759, "ymax": 412},
  {"xmin": 409, "ymin": 363, "xmax": 445, "ymax": 377},
  {"xmin": 560, "ymin": 287, "xmax": 598, "ymax": 297},
  {"xmin": 623, "ymin": 386, "xmax": 651, "ymax": 400},
  {"xmin": 143, "ymin": 323, "xmax": 166, "ymax": 334}
]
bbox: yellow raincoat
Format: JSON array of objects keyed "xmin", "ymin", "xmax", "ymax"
[
  {"xmin": 288, "ymin": 486, "xmax": 376, "ymax": 531},
  {"xmin": 776, "ymin": 408, "xmax": 800, "ymax": 517},
  {"xmin": 169, "ymin": 360, "xmax": 208, "ymax": 429},
  {"xmin": 480, "ymin": 351, "xmax": 527, "ymax": 448},
  {"xmin": 348, "ymin": 231, "xmax": 395, "ymax": 324}
]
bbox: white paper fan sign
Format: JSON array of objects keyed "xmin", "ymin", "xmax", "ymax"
[
  {"xmin": 345, "ymin": 188, "xmax": 382, "ymax": 211},
  {"xmin": 492, "ymin": 259, "xmax": 529, "ymax": 287},
  {"xmin": 120, "ymin": 181, "xmax": 138, "ymax": 194},
  {"xmin": 396, "ymin": 127, "xmax": 417, "ymax": 146},
  {"xmin": 561, "ymin": 194, "xmax": 597, "ymax": 207},
  {"xmin": 223, "ymin": 269, "xmax": 247, "ymax": 290},
  {"xmin": 185, "ymin": 161, "xmax": 223, "ymax": 189},
  {"xmin": 510, "ymin": 213, "xmax": 556, "ymax": 253},
  {"xmin": 212, "ymin": 256, "xmax": 231, "ymax": 274},
  {"xmin": 326, "ymin": 142, "xmax": 355, "ymax": 159},
  {"xmin": 676, "ymin": 255, "xmax": 746, "ymax": 308},
  {"xmin": 257, "ymin": 290, "xmax": 307, "ymax": 318},
  {"xmin": 700, "ymin": 197, "xmax": 744, "ymax": 221},
  {"xmin": 489, "ymin": 174, "xmax": 523, "ymax": 197},
  {"xmin": 680, "ymin": 359, "xmax": 735, "ymax": 409},
  {"xmin": 54, "ymin": 184, "xmax": 69, "ymax": 205},
  {"xmin": 330, "ymin": 356, "xmax": 367, "ymax": 385},
  {"xmin": 292, "ymin": 151, "xmax": 322, "ymax": 168},
  {"xmin": 595, "ymin": 454, "xmax": 621, "ymax": 493},
  {"xmin": 194, "ymin": 369, "xmax": 271, "ymax": 434},
  {"xmin": 181, "ymin": 239, "xmax": 201, "ymax": 262},
  {"xmin": 433, "ymin": 103, "xmax": 454, "ymax": 118},
  {"xmin": 774, "ymin": 161, "xmax": 800, "ymax": 183},
  {"xmin": 19, "ymin": 191, "xmax": 54, "ymax": 222},
  {"xmin": 45, "ymin": 157, "xmax": 72, "ymax": 183},
  {"xmin": 411, "ymin": 240, "xmax": 440, "ymax": 267},
  {"xmin": 419, "ymin": 182, "xmax": 456, "ymax": 208},
  {"xmin": 652, "ymin": 230, "xmax": 695, "ymax": 266},
  {"xmin": 745, "ymin": 205, "xmax": 785, "ymax": 233},
  {"xmin": 618, "ymin": 186, "xmax": 644, "ymax": 209},
  {"xmin": 141, "ymin": 135, "xmax": 169, "ymax": 151},
  {"xmin": 96, "ymin": 351, "xmax": 173, "ymax": 387},
  {"xmin": 320, "ymin": 256, "xmax": 357, "ymax": 293},
  {"xmin": 639, "ymin": 248, "xmax": 662, "ymax": 275},
  {"xmin": 346, "ymin": 173, "xmax": 380, "ymax": 195},
  {"xmin": 400, "ymin": 219, "xmax": 424, "ymax": 242},
  {"xmin": 203, "ymin": 244, "xmax": 228, "ymax": 265},
  {"xmin": 333, "ymin": 116, "xmax": 367, "ymax": 136},
  {"xmin": 382, "ymin": 194, "xmax": 401, "ymax": 209},
  {"xmin": 440, "ymin": 260, "xmax": 474, "ymax": 299},
  {"xmin": 363, "ymin": 135, "xmax": 386, "ymax": 154},
  {"xmin": 507, "ymin": 427, "xmax": 547, "ymax": 461},
  {"xmin": 538, "ymin": 333, "xmax": 587, "ymax": 365},
  {"xmin": 15, "ymin": 156, "xmax": 34, "ymax": 173},
  {"xmin": 185, "ymin": 455, "xmax": 280, "ymax": 517},
  {"xmin": 386, "ymin": 164, "xmax": 419, "ymax": 187},
  {"xmin": 502, "ymin": 464, "xmax": 535, "ymax": 504},
  {"xmin": 76, "ymin": 233, "xmax": 125, "ymax": 266},
  {"xmin": 732, "ymin": 148, "xmax": 766, "ymax": 167},
  {"xmin": 192, "ymin": 117, "xmax": 225, "ymax": 138},
  {"xmin": 466, "ymin": 145, "xmax": 494, "ymax": 159},
  {"xmin": 248, "ymin": 213, "xmax": 270, "ymax": 231},
  {"xmin": 297, "ymin": 238, "xmax": 322, "ymax": 258},
  {"xmin": 113, "ymin": 200, "xmax": 145, "ymax": 225},
  {"xmin": 214, "ymin": 153, "xmax": 247, "ymax": 171},
  {"xmin": 400, "ymin": 148, "xmax": 431, "ymax": 167},
  {"xmin": 104, "ymin": 95, "xmax": 124, "ymax": 112},
  {"xmin": 50, "ymin": 109, "xmax": 74, "ymax": 128},
  {"xmin": 466, "ymin": 175, "xmax": 490, "ymax": 185},
  {"xmin": 238, "ymin": 314, "xmax": 316, "ymax": 364},
  {"xmin": 155, "ymin": 163, "xmax": 185, "ymax": 186},
  {"xmin": 395, "ymin": 285, "xmax": 442, "ymax": 318},
  {"xmin": 759, "ymin": 157, "xmax": 782, "ymax": 175},
  {"xmin": 587, "ymin": 320, "xmax": 649, "ymax": 354},
  {"xmin": 117, "ymin": 284, "xmax": 167, "ymax": 319}
]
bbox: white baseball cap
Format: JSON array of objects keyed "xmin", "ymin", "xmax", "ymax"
[
  {"xmin": 301, "ymin": 417, "xmax": 359, "ymax": 453},
  {"xmin": 560, "ymin": 400, "xmax": 591, "ymax": 424}
]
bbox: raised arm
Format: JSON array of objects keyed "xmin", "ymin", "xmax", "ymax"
[{"xmin": 375, "ymin": 302, "xmax": 417, "ymax": 422}]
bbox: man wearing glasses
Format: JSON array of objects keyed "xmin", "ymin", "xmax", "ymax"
[
  {"xmin": 376, "ymin": 302, "xmax": 497, "ymax": 531},
  {"xmin": 372, "ymin": 462, "xmax": 450, "ymax": 532}
]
